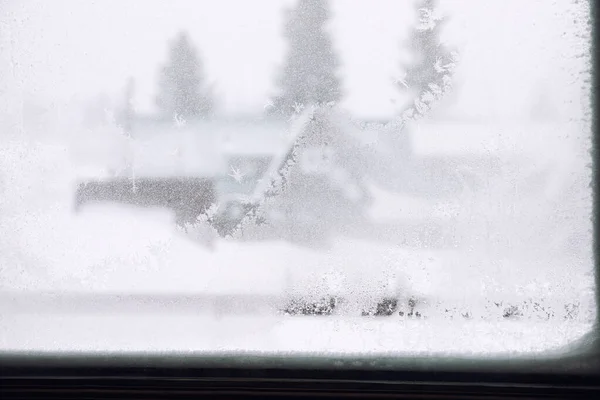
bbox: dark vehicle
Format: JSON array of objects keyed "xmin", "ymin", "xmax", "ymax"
[{"xmin": 74, "ymin": 177, "xmax": 215, "ymax": 227}]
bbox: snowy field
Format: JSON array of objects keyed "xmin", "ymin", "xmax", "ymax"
[
  {"xmin": 0, "ymin": 119, "xmax": 595, "ymax": 356},
  {"xmin": 0, "ymin": 313, "xmax": 592, "ymax": 356},
  {"xmin": 1, "ymin": 0, "xmax": 592, "ymax": 360}
]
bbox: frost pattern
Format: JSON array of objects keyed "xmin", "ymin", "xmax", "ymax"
[
  {"xmin": 393, "ymin": 0, "xmax": 458, "ymax": 131},
  {"xmin": 223, "ymin": 105, "xmax": 318, "ymax": 238},
  {"xmin": 198, "ymin": 0, "xmax": 459, "ymax": 240},
  {"xmin": 1, "ymin": 1, "xmax": 593, "ymax": 356}
]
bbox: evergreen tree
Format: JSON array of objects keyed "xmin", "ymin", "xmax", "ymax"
[
  {"xmin": 156, "ymin": 31, "xmax": 213, "ymax": 119},
  {"xmin": 270, "ymin": 0, "xmax": 341, "ymax": 116}
]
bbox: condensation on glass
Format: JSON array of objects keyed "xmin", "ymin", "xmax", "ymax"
[{"xmin": 0, "ymin": 0, "xmax": 594, "ymax": 356}]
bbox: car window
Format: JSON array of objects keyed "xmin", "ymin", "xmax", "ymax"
[{"xmin": 0, "ymin": 0, "xmax": 594, "ymax": 357}]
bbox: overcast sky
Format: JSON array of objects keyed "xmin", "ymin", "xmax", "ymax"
[{"xmin": 1, "ymin": 0, "xmax": 590, "ymax": 119}]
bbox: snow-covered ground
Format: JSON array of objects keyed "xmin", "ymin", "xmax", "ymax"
[
  {"xmin": 0, "ymin": 118, "xmax": 595, "ymax": 356},
  {"xmin": 2, "ymin": 200, "xmax": 592, "ymax": 313},
  {"xmin": 0, "ymin": 313, "xmax": 591, "ymax": 356}
]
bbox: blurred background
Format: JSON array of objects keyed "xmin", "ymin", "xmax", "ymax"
[{"xmin": 0, "ymin": 0, "xmax": 594, "ymax": 331}]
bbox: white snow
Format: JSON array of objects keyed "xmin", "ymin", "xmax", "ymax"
[
  {"xmin": 70, "ymin": 118, "xmax": 290, "ymax": 181},
  {"xmin": 0, "ymin": 119, "xmax": 594, "ymax": 356},
  {"xmin": 368, "ymin": 184, "xmax": 455, "ymax": 222},
  {"xmin": 2, "ymin": 0, "xmax": 592, "ymax": 358},
  {"xmin": 0, "ymin": 201, "xmax": 434, "ymax": 299},
  {"xmin": 0, "ymin": 313, "xmax": 592, "ymax": 356},
  {"xmin": 1, "ymin": 198, "xmax": 593, "ymax": 323},
  {"xmin": 408, "ymin": 121, "xmax": 576, "ymax": 159}
]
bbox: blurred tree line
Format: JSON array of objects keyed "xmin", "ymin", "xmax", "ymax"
[
  {"xmin": 115, "ymin": 0, "xmax": 452, "ymax": 126},
  {"xmin": 106, "ymin": 0, "xmax": 457, "ymax": 242}
]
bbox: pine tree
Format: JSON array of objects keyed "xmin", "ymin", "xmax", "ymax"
[
  {"xmin": 397, "ymin": 0, "xmax": 457, "ymax": 123},
  {"xmin": 156, "ymin": 31, "xmax": 213, "ymax": 120},
  {"xmin": 270, "ymin": 0, "xmax": 341, "ymax": 117}
]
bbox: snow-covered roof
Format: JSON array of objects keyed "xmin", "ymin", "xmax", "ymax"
[
  {"xmin": 218, "ymin": 121, "xmax": 290, "ymax": 156},
  {"xmin": 77, "ymin": 117, "xmax": 294, "ymax": 179},
  {"xmin": 133, "ymin": 117, "xmax": 289, "ymax": 157},
  {"xmin": 123, "ymin": 129, "xmax": 224, "ymax": 178}
]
